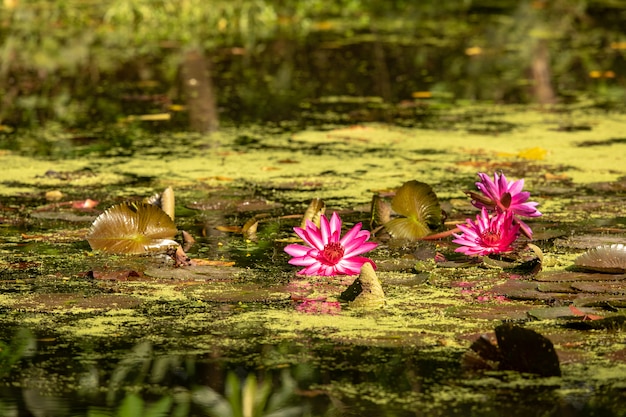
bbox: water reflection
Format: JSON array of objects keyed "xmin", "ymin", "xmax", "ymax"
[
  {"xmin": 0, "ymin": 329, "xmax": 324, "ymax": 417},
  {"xmin": 1, "ymin": 325, "xmax": 625, "ymax": 416}
]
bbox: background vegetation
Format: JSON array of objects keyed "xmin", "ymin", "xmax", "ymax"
[{"xmin": 0, "ymin": 0, "xmax": 625, "ymax": 130}]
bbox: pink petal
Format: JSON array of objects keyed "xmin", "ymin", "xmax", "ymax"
[
  {"xmin": 344, "ymin": 241, "xmax": 378, "ymax": 257},
  {"xmin": 328, "ymin": 212, "xmax": 342, "ymax": 242},
  {"xmin": 301, "ymin": 263, "xmax": 323, "ymax": 275},
  {"xmin": 319, "ymin": 214, "xmax": 332, "ymax": 245},
  {"xmin": 339, "ymin": 222, "xmax": 363, "ymax": 246},
  {"xmin": 284, "ymin": 243, "xmax": 312, "ymax": 257},
  {"xmin": 288, "ymin": 256, "xmax": 319, "ymax": 266},
  {"xmin": 508, "ymin": 178, "xmax": 524, "ymax": 195},
  {"xmin": 339, "ymin": 256, "xmax": 375, "ymax": 274},
  {"xmin": 296, "ymin": 224, "xmax": 325, "ymax": 251}
]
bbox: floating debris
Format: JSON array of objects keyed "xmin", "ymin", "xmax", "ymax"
[{"xmin": 574, "ymin": 244, "xmax": 626, "ymax": 273}]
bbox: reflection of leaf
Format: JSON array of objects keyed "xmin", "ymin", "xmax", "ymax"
[
  {"xmin": 86, "ymin": 202, "xmax": 178, "ymax": 254},
  {"xmin": 384, "ymin": 180, "xmax": 441, "ymax": 240}
]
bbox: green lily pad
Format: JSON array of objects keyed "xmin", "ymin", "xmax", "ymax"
[{"xmin": 384, "ymin": 180, "xmax": 442, "ymax": 240}]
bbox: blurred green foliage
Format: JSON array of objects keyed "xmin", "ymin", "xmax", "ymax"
[{"xmin": 0, "ymin": 0, "xmax": 625, "ymax": 130}]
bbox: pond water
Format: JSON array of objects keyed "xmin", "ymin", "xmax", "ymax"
[
  {"xmin": 2, "ymin": 110, "xmax": 626, "ymax": 416},
  {"xmin": 2, "ymin": 1, "xmax": 626, "ymax": 416}
]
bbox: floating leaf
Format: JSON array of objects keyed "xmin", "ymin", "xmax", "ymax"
[
  {"xmin": 242, "ymin": 217, "xmax": 259, "ymax": 240},
  {"xmin": 384, "ymin": 180, "xmax": 441, "ymax": 240},
  {"xmin": 568, "ymin": 305, "xmax": 603, "ymax": 320},
  {"xmin": 301, "ymin": 198, "xmax": 325, "ymax": 228},
  {"xmin": 370, "ymin": 194, "xmax": 391, "ymax": 228},
  {"xmin": 216, "ymin": 225, "xmax": 243, "ymax": 233},
  {"xmin": 495, "ymin": 324, "xmax": 561, "ymax": 377},
  {"xmin": 574, "ymin": 244, "xmax": 626, "ymax": 273},
  {"xmin": 160, "ymin": 186, "xmax": 175, "ymax": 220},
  {"xmin": 86, "ymin": 202, "xmax": 178, "ymax": 254},
  {"xmin": 463, "ymin": 325, "xmax": 561, "ymax": 377},
  {"xmin": 145, "ymin": 186, "xmax": 175, "ymax": 220}
]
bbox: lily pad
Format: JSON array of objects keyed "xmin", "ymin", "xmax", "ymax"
[
  {"xmin": 536, "ymin": 282, "xmax": 578, "ymax": 293},
  {"xmin": 490, "ymin": 280, "xmax": 571, "ymax": 302},
  {"xmin": 495, "ymin": 324, "xmax": 561, "ymax": 377},
  {"xmin": 86, "ymin": 202, "xmax": 178, "ymax": 254},
  {"xmin": 574, "ymin": 244, "xmax": 626, "ymax": 273},
  {"xmin": 570, "ymin": 282, "xmax": 626, "ymax": 295},
  {"xmin": 384, "ymin": 180, "xmax": 442, "ymax": 240},
  {"xmin": 527, "ymin": 306, "xmax": 605, "ymax": 321},
  {"xmin": 464, "ymin": 324, "xmax": 561, "ymax": 377}
]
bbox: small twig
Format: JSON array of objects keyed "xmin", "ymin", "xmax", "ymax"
[{"xmin": 419, "ymin": 227, "xmax": 461, "ymax": 240}]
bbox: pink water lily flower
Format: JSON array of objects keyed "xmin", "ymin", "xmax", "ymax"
[
  {"xmin": 285, "ymin": 212, "xmax": 378, "ymax": 276},
  {"xmin": 452, "ymin": 208, "xmax": 520, "ymax": 256},
  {"xmin": 470, "ymin": 172, "xmax": 541, "ymax": 238}
]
